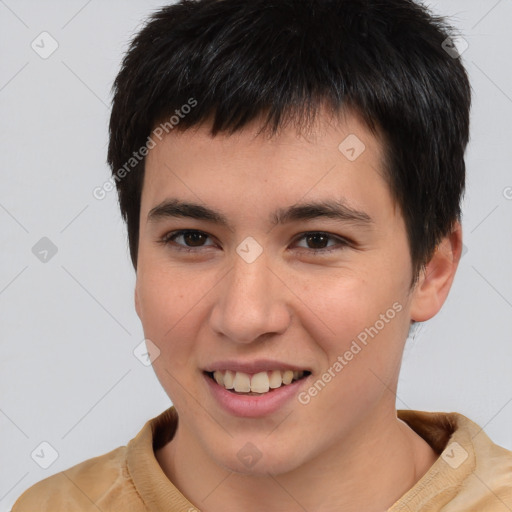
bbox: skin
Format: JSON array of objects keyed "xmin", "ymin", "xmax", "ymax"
[{"xmin": 134, "ymin": 109, "xmax": 463, "ymax": 512}]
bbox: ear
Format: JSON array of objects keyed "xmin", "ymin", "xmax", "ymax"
[{"xmin": 410, "ymin": 222, "xmax": 463, "ymax": 322}]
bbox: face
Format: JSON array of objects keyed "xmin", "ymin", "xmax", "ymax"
[{"xmin": 135, "ymin": 111, "xmax": 422, "ymax": 476}]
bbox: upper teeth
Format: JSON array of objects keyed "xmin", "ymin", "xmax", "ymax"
[{"xmin": 213, "ymin": 370, "xmax": 305, "ymax": 393}]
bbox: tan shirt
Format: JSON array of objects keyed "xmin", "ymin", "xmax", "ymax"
[{"xmin": 12, "ymin": 407, "xmax": 512, "ymax": 511}]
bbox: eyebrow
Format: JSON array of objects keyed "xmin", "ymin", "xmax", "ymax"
[{"xmin": 147, "ymin": 198, "xmax": 373, "ymax": 230}]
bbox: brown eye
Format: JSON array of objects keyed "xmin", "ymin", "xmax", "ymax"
[
  {"xmin": 293, "ymin": 232, "xmax": 349, "ymax": 253},
  {"xmin": 161, "ymin": 230, "xmax": 215, "ymax": 250},
  {"xmin": 180, "ymin": 231, "xmax": 208, "ymax": 247},
  {"xmin": 304, "ymin": 233, "xmax": 330, "ymax": 249}
]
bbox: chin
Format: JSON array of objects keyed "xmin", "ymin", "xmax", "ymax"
[{"xmin": 210, "ymin": 441, "xmax": 303, "ymax": 477}]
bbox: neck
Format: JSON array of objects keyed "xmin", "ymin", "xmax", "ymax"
[{"xmin": 156, "ymin": 408, "xmax": 438, "ymax": 512}]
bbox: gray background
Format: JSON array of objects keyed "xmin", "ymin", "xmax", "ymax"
[{"xmin": 1, "ymin": 0, "xmax": 511, "ymax": 509}]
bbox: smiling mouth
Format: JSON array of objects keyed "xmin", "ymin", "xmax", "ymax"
[{"xmin": 205, "ymin": 370, "xmax": 311, "ymax": 395}]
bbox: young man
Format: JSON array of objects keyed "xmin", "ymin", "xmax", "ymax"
[{"xmin": 13, "ymin": 0, "xmax": 512, "ymax": 510}]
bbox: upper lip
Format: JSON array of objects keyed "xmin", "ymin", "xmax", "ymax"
[{"xmin": 203, "ymin": 359, "xmax": 311, "ymax": 375}]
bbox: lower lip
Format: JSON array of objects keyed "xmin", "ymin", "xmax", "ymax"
[{"xmin": 203, "ymin": 372, "xmax": 310, "ymax": 418}]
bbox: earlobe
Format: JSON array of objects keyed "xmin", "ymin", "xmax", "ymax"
[{"xmin": 410, "ymin": 223, "xmax": 463, "ymax": 322}]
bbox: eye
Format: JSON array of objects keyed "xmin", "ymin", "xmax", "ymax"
[
  {"xmin": 158, "ymin": 229, "xmax": 350, "ymax": 254},
  {"xmin": 159, "ymin": 230, "xmax": 216, "ymax": 252},
  {"xmin": 292, "ymin": 232, "xmax": 350, "ymax": 253}
]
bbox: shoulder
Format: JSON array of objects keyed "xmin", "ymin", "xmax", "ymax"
[
  {"xmin": 396, "ymin": 410, "xmax": 512, "ymax": 510},
  {"xmin": 11, "ymin": 445, "xmax": 145, "ymax": 512},
  {"xmin": 444, "ymin": 412, "xmax": 512, "ymax": 509},
  {"xmin": 11, "ymin": 408, "xmax": 177, "ymax": 512},
  {"xmin": 462, "ymin": 414, "xmax": 512, "ymax": 495}
]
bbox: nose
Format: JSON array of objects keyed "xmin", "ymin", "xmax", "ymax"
[{"xmin": 209, "ymin": 251, "xmax": 291, "ymax": 344}]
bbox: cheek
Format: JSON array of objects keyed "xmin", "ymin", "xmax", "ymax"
[
  {"xmin": 136, "ymin": 265, "xmax": 203, "ymax": 365},
  {"xmin": 296, "ymin": 277, "xmax": 409, "ymax": 422},
  {"xmin": 137, "ymin": 256, "xmax": 205, "ymax": 324},
  {"xmin": 137, "ymin": 271, "xmax": 202, "ymax": 404},
  {"xmin": 299, "ymin": 271, "xmax": 408, "ymax": 366}
]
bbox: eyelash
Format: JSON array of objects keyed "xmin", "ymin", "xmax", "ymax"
[{"xmin": 157, "ymin": 230, "xmax": 350, "ymax": 255}]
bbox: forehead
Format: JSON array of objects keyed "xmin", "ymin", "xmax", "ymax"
[{"xmin": 141, "ymin": 110, "xmax": 395, "ymax": 224}]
